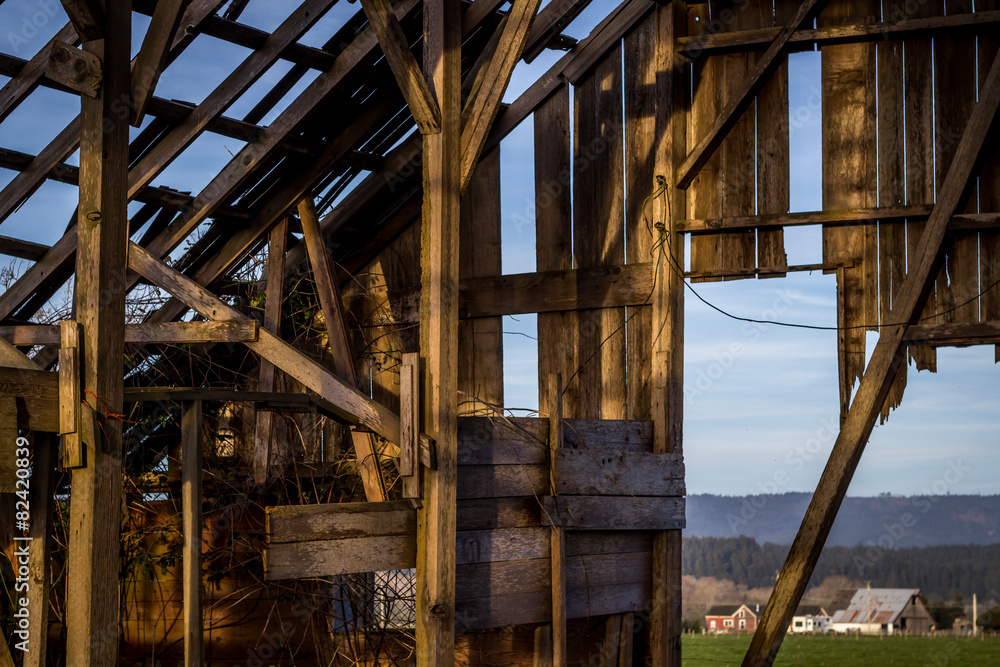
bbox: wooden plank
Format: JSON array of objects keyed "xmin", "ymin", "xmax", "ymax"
[
  {"xmin": 573, "ymin": 45, "xmax": 626, "ymax": 420},
  {"xmin": 820, "ymin": 0, "xmax": 879, "ymax": 411},
  {"xmin": 45, "ymin": 40, "xmax": 101, "ymax": 97},
  {"xmin": 935, "ymin": 0, "xmax": 980, "ymax": 326},
  {"xmin": 459, "ymin": 0, "xmax": 543, "ymax": 192},
  {"xmin": 456, "ymin": 464, "xmax": 548, "ymax": 499},
  {"xmin": 541, "ymin": 496, "xmax": 685, "ymax": 531},
  {"xmin": 676, "ymin": 9, "xmax": 1000, "ymax": 56},
  {"xmin": 903, "ymin": 0, "xmax": 940, "ymax": 373},
  {"xmin": 0, "ymin": 366, "xmax": 59, "ymax": 432},
  {"xmin": 904, "ymin": 321, "xmax": 1000, "ymax": 347},
  {"xmin": 0, "ymin": 116, "xmax": 80, "ymax": 228},
  {"xmin": 563, "ymin": 418, "xmax": 652, "ymax": 453},
  {"xmin": 535, "ymin": 624, "xmax": 552, "ymax": 667},
  {"xmin": 130, "ymin": 0, "xmax": 187, "ymax": 125},
  {"xmin": 0, "ymin": 335, "xmax": 42, "ymax": 371},
  {"xmin": 623, "ymin": 13, "xmax": 655, "ymax": 422},
  {"xmin": 548, "ymin": 375, "xmax": 566, "ymax": 667},
  {"xmin": 742, "ymin": 39, "xmax": 1000, "ymax": 667},
  {"xmin": 23, "ymin": 433, "xmax": 56, "ymax": 667},
  {"xmin": 266, "ymin": 501, "xmax": 416, "ymax": 543},
  {"xmin": 675, "ymin": 0, "xmax": 829, "ymax": 189},
  {"xmin": 181, "ymin": 401, "xmax": 204, "ymax": 667},
  {"xmin": 458, "ymin": 417, "xmax": 548, "ymax": 465},
  {"xmin": 417, "ymin": 0, "xmax": 462, "ymax": 661},
  {"xmin": 300, "ymin": 196, "xmax": 388, "ymax": 500},
  {"xmin": 458, "ymin": 148, "xmax": 503, "ymax": 415},
  {"xmin": 58, "ymin": 320, "xmax": 83, "ymax": 468},
  {"xmin": 128, "ymin": 320, "xmax": 259, "ymax": 344},
  {"xmin": 254, "ymin": 220, "xmax": 286, "ymax": 484},
  {"xmin": 400, "ymin": 353, "xmax": 419, "ymax": 478},
  {"xmin": 555, "ymin": 450, "xmax": 684, "ymax": 496},
  {"xmin": 0, "ymin": 22, "xmax": 78, "ymax": 123},
  {"xmin": 65, "ymin": 2, "xmax": 129, "ymax": 662},
  {"xmin": 59, "ymin": 0, "xmax": 103, "ymax": 41},
  {"xmin": 0, "ymin": 397, "xmax": 15, "ymax": 493},
  {"xmin": 359, "ymin": 0, "xmax": 441, "ymax": 134},
  {"xmin": 0, "ymin": 236, "xmax": 51, "ymax": 261},
  {"xmin": 522, "ymin": 0, "xmax": 594, "ymax": 63},
  {"xmin": 456, "ymin": 496, "xmax": 544, "ymax": 530},
  {"xmin": 876, "ymin": 30, "xmax": 907, "ymax": 422},
  {"xmin": 265, "ymin": 535, "xmax": 416, "ymax": 580},
  {"xmin": 756, "ymin": 0, "xmax": 791, "ymax": 278}
]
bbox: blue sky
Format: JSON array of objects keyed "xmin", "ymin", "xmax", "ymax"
[{"xmin": 1, "ymin": 0, "xmax": 997, "ymax": 497}]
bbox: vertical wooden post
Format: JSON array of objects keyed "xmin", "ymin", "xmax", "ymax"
[
  {"xmin": 416, "ymin": 0, "xmax": 461, "ymax": 661},
  {"xmin": 533, "ymin": 623, "xmax": 553, "ymax": 667},
  {"xmin": 548, "ymin": 374, "xmax": 566, "ymax": 666},
  {"xmin": 23, "ymin": 434, "xmax": 56, "ymax": 667},
  {"xmin": 651, "ymin": 2, "xmax": 687, "ymax": 666},
  {"xmin": 59, "ymin": 320, "xmax": 83, "ymax": 468},
  {"xmin": 182, "ymin": 400, "xmax": 204, "ymax": 666},
  {"xmin": 254, "ymin": 218, "xmax": 287, "ymax": 483},
  {"xmin": 400, "ymin": 353, "xmax": 420, "ymax": 498},
  {"xmin": 65, "ymin": 1, "xmax": 129, "ymax": 663}
]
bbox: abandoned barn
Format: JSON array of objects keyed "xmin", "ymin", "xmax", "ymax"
[{"xmin": 0, "ymin": 0, "xmax": 998, "ymax": 664}]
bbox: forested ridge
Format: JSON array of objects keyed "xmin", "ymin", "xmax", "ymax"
[{"xmin": 683, "ymin": 536, "xmax": 1000, "ymax": 600}]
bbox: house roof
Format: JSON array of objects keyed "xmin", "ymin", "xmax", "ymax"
[
  {"xmin": 706, "ymin": 604, "xmax": 757, "ymax": 618},
  {"xmin": 830, "ymin": 589, "xmax": 921, "ymax": 625}
]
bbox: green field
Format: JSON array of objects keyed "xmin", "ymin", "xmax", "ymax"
[{"xmin": 681, "ymin": 633, "xmax": 1000, "ymax": 666}]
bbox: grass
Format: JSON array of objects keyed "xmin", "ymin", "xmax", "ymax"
[{"xmin": 681, "ymin": 632, "xmax": 1000, "ymax": 666}]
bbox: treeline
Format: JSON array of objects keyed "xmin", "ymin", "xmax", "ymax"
[{"xmin": 683, "ymin": 536, "xmax": 1000, "ymax": 601}]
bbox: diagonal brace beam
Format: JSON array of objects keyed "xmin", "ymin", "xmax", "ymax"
[
  {"xmin": 359, "ymin": 0, "xmax": 442, "ymax": 134},
  {"xmin": 675, "ymin": 0, "xmax": 829, "ymax": 190},
  {"xmin": 742, "ymin": 45, "xmax": 1000, "ymax": 667}
]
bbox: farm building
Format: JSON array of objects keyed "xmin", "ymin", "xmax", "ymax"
[
  {"xmin": 0, "ymin": 0, "xmax": 997, "ymax": 665},
  {"xmin": 706, "ymin": 604, "xmax": 761, "ymax": 634},
  {"xmin": 830, "ymin": 589, "xmax": 935, "ymax": 635}
]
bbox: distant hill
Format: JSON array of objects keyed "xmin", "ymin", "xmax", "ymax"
[{"xmin": 686, "ymin": 493, "xmax": 1000, "ymax": 547}]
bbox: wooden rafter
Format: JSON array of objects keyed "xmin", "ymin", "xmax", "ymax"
[
  {"xmin": 521, "ymin": 0, "xmax": 592, "ymax": 63},
  {"xmin": 130, "ymin": 0, "xmax": 188, "ymax": 125},
  {"xmin": 59, "ymin": 0, "xmax": 103, "ymax": 41},
  {"xmin": 359, "ymin": 0, "xmax": 442, "ymax": 134},
  {"xmin": 675, "ymin": 0, "xmax": 829, "ymax": 190},
  {"xmin": 299, "ymin": 197, "xmax": 388, "ymax": 502},
  {"xmin": 743, "ymin": 44, "xmax": 1000, "ymax": 667},
  {"xmin": 0, "ymin": 22, "xmax": 78, "ymax": 123},
  {"xmin": 459, "ymin": 0, "xmax": 543, "ymax": 193}
]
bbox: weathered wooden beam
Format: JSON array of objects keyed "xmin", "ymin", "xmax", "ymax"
[
  {"xmin": 905, "ymin": 321, "xmax": 1000, "ymax": 347},
  {"xmin": 127, "ymin": 242, "xmax": 416, "ymax": 451},
  {"xmin": 417, "ymin": 0, "xmax": 462, "ymax": 662},
  {"xmin": 0, "ymin": 334, "xmax": 42, "ymax": 371},
  {"xmin": 547, "ymin": 375, "xmax": 566, "ymax": 667},
  {"xmin": 0, "ymin": 321, "xmax": 257, "ymax": 346},
  {"xmin": 400, "ymin": 353, "xmax": 419, "ymax": 484},
  {"xmin": 58, "ymin": 320, "xmax": 84, "ymax": 468},
  {"xmin": 0, "ymin": 236, "xmax": 50, "ymax": 261},
  {"xmin": 459, "ymin": 0, "xmax": 543, "ymax": 192},
  {"xmin": 541, "ymin": 496, "xmax": 685, "ymax": 531},
  {"xmin": 299, "ymin": 197, "xmax": 388, "ymax": 501},
  {"xmin": 130, "ymin": 0, "xmax": 187, "ymax": 125},
  {"xmin": 59, "ymin": 0, "xmax": 103, "ymax": 42},
  {"xmin": 359, "ymin": 0, "xmax": 442, "ymax": 134},
  {"xmin": 677, "ymin": 9, "xmax": 1000, "ymax": 58},
  {"xmin": 521, "ymin": 0, "xmax": 592, "ymax": 63},
  {"xmin": 181, "ymin": 400, "xmax": 204, "ymax": 667},
  {"xmin": 45, "ymin": 40, "xmax": 101, "ymax": 97},
  {"xmin": 676, "ymin": 0, "xmax": 828, "ymax": 190},
  {"xmin": 66, "ymin": 0, "xmax": 129, "ymax": 662},
  {"xmin": 743, "ymin": 44, "xmax": 1000, "ymax": 667},
  {"xmin": 254, "ymin": 219, "xmax": 286, "ymax": 484},
  {"xmin": 266, "ymin": 500, "xmax": 416, "ymax": 543},
  {"xmin": 0, "ymin": 22, "xmax": 78, "ymax": 123},
  {"xmin": 0, "ymin": 117, "xmax": 79, "ymax": 229},
  {"xmin": 23, "ymin": 433, "xmax": 56, "ymax": 667},
  {"xmin": 652, "ymin": 3, "xmax": 686, "ymax": 664},
  {"xmin": 555, "ymin": 450, "xmax": 684, "ymax": 496}
]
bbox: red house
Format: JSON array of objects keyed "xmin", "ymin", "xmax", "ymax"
[{"xmin": 705, "ymin": 604, "xmax": 761, "ymax": 633}]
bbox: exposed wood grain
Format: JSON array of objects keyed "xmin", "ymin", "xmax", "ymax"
[
  {"xmin": 743, "ymin": 38, "xmax": 1000, "ymax": 667},
  {"xmin": 0, "ymin": 397, "xmax": 15, "ymax": 492},
  {"xmin": 0, "ymin": 366, "xmax": 59, "ymax": 432},
  {"xmin": 417, "ymin": 0, "xmax": 463, "ymax": 661},
  {"xmin": 459, "ymin": 149, "xmax": 503, "ymax": 415},
  {"xmin": 541, "ymin": 496, "xmax": 685, "ymax": 530},
  {"xmin": 676, "ymin": 0, "xmax": 829, "ymax": 189},
  {"xmin": 58, "ymin": 320, "xmax": 83, "ymax": 468},
  {"xmin": 0, "ymin": 322, "xmax": 258, "ymax": 345},
  {"xmin": 0, "ymin": 334, "xmax": 41, "ymax": 371},
  {"xmin": 265, "ymin": 535, "xmax": 417, "ymax": 580},
  {"xmin": 456, "ymin": 464, "xmax": 548, "ymax": 499},
  {"xmin": 400, "ymin": 353, "xmax": 419, "ymax": 479},
  {"xmin": 181, "ymin": 401, "xmax": 204, "ymax": 666},
  {"xmin": 45, "ymin": 39, "xmax": 101, "ymax": 97},
  {"xmin": 548, "ymin": 375, "xmax": 566, "ymax": 666},
  {"xmin": 267, "ymin": 501, "xmax": 416, "ymax": 543},
  {"xmin": 904, "ymin": 320, "xmax": 1000, "ymax": 347},
  {"xmin": 59, "ymin": 0, "xmax": 103, "ymax": 41},
  {"xmin": 254, "ymin": 220, "xmax": 286, "ymax": 484},
  {"xmin": 555, "ymin": 450, "xmax": 684, "ymax": 496},
  {"xmin": 66, "ymin": 3, "xmax": 129, "ymax": 662}
]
